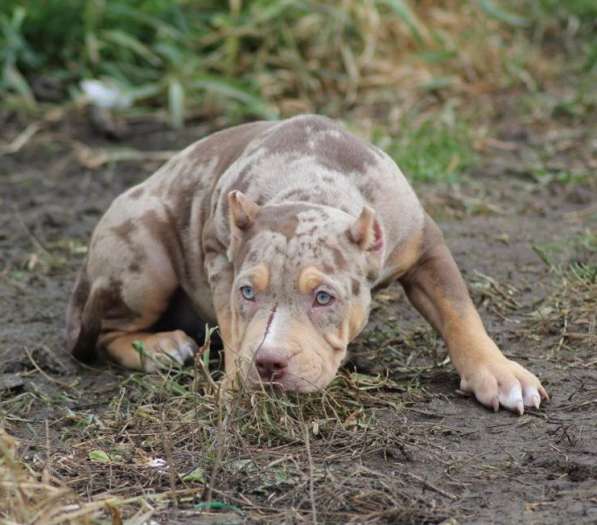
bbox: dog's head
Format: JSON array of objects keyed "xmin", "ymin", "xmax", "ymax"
[{"xmin": 222, "ymin": 190, "xmax": 384, "ymax": 392}]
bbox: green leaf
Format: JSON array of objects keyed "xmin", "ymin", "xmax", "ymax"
[
  {"xmin": 190, "ymin": 75, "xmax": 277, "ymax": 119},
  {"xmin": 375, "ymin": 0, "xmax": 425, "ymax": 44},
  {"xmin": 132, "ymin": 340, "xmax": 145, "ymax": 354},
  {"xmin": 3, "ymin": 64, "xmax": 36, "ymax": 107},
  {"xmin": 182, "ymin": 466, "xmax": 205, "ymax": 483},
  {"xmin": 423, "ymin": 76, "xmax": 455, "ymax": 92},
  {"xmin": 193, "ymin": 501, "xmax": 241, "ymax": 513},
  {"xmin": 477, "ymin": 0, "xmax": 528, "ymax": 27},
  {"xmin": 89, "ymin": 450, "xmax": 111, "ymax": 463},
  {"xmin": 168, "ymin": 78, "xmax": 185, "ymax": 129},
  {"xmin": 102, "ymin": 29, "xmax": 162, "ymax": 66}
]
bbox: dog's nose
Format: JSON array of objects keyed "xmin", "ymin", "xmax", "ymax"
[{"xmin": 255, "ymin": 352, "xmax": 288, "ymax": 381}]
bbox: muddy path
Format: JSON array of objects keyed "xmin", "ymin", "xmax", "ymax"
[{"xmin": 1, "ymin": 105, "xmax": 595, "ymax": 524}]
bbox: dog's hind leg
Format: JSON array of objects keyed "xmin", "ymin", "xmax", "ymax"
[{"xmin": 66, "ymin": 204, "xmax": 199, "ymax": 371}]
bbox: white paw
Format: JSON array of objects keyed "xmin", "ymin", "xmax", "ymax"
[
  {"xmin": 460, "ymin": 357, "xmax": 548, "ymax": 415},
  {"xmin": 165, "ymin": 339, "xmax": 197, "ymax": 364},
  {"xmin": 141, "ymin": 330, "xmax": 198, "ymax": 372}
]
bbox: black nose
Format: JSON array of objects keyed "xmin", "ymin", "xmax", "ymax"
[{"xmin": 256, "ymin": 353, "xmax": 288, "ymax": 381}]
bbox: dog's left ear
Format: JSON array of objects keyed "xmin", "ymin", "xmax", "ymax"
[{"xmin": 348, "ymin": 206, "xmax": 384, "ymax": 253}]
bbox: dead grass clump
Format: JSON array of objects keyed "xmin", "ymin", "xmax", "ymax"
[
  {"xmin": 527, "ymin": 232, "xmax": 597, "ymax": 358},
  {"xmin": 0, "ymin": 428, "xmax": 83, "ymax": 524},
  {"xmin": 15, "ymin": 361, "xmax": 421, "ymax": 523}
]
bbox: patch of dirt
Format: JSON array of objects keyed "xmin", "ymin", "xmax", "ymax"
[{"xmin": 1, "ymin": 102, "xmax": 595, "ymax": 524}]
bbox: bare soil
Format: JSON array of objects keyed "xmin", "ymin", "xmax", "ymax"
[{"xmin": 1, "ymin": 99, "xmax": 595, "ymax": 524}]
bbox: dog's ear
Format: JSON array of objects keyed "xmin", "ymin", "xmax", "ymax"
[
  {"xmin": 227, "ymin": 191, "xmax": 260, "ymax": 262},
  {"xmin": 348, "ymin": 206, "xmax": 383, "ymax": 252},
  {"xmin": 228, "ymin": 190, "xmax": 260, "ymax": 231}
]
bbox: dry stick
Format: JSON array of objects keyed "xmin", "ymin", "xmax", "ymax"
[
  {"xmin": 196, "ymin": 326, "xmax": 218, "ymax": 393},
  {"xmin": 12, "ymin": 204, "xmax": 52, "ymax": 256},
  {"xmin": 405, "ymin": 472, "xmax": 457, "ymax": 500},
  {"xmin": 304, "ymin": 424, "xmax": 318, "ymax": 525},
  {"xmin": 43, "ymin": 419, "xmax": 51, "ymax": 484},
  {"xmin": 25, "ymin": 348, "xmax": 77, "ymax": 389},
  {"xmin": 161, "ymin": 412, "xmax": 179, "ymax": 508},
  {"xmin": 0, "ymin": 122, "xmax": 41, "ymax": 155},
  {"xmin": 204, "ymin": 392, "xmax": 229, "ymax": 505}
]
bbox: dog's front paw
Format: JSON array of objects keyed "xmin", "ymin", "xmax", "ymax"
[
  {"xmin": 459, "ymin": 356, "xmax": 549, "ymax": 415},
  {"xmin": 138, "ymin": 330, "xmax": 198, "ymax": 372}
]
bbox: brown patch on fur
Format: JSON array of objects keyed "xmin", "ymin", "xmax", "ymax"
[
  {"xmin": 109, "ymin": 219, "xmax": 148, "ymax": 268},
  {"xmin": 205, "ymin": 121, "xmax": 277, "ymax": 218},
  {"xmin": 359, "ymin": 180, "xmax": 377, "ymax": 201},
  {"xmin": 254, "ymin": 204, "xmax": 303, "ymax": 240},
  {"xmin": 351, "ymin": 279, "xmax": 361, "ymax": 296},
  {"xmin": 65, "ymin": 264, "xmax": 92, "ymax": 358},
  {"xmin": 102, "ymin": 278, "xmax": 137, "ymax": 322},
  {"xmin": 111, "ymin": 219, "xmax": 136, "ymax": 244},
  {"xmin": 251, "ymin": 114, "xmax": 376, "ymax": 178},
  {"xmin": 261, "ymin": 115, "xmax": 333, "ymax": 154},
  {"xmin": 322, "ymin": 263, "xmax": 335, "ymax": 275},
  {"xmin": 277, "ymin": 188, "xmax": 312, "ymax": 202},
  {"xmin": 189, "ymin": 121, "xmax": 274, "ymax": 176},
  {"xmin": 315, "ymin": 131, "xmax": 377, "ymax": 175},
  {"xmin": 332, "ymin": 247, "xmax": 348, "ymax": 271},
  {"xmin": 171, "ymin": 189, "xmax": 196, "ymax": 235},
  {"xmin": 140, "ymin": 208, "xmax": 187, "ymax": 282}
]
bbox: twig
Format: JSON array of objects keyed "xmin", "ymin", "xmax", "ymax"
[
  {"xmin": 73, "ymin": 141, "xmax": 177, "ymax": 169},
  {"xmin": 204, "ymin": 394, "xmax": 229, "ymax": 505},
  {"xmin": 0, "ymin": 122, "xmax": 41, "ymax": 155},
  {"xmin": 13, "ymin": 205, "xmax": 52, "ymax": 256},
  {"xmin": 304, "ymin": 424, "xmax": 319, "ymax": 525},
  {"xmin": 161, "ymin": 412, "xmax": 178, "ymax": 508},
  {"xmin": 25, "ymin": 348, "xmax": 77, "ymax": 389},
  {"xmin": 406, "ymin": 472, "xmax": 457, "ymax": 500}
]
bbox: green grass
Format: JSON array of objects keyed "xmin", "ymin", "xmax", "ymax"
[
  {"xmin": 0, "ymin": 0, "xmax": 279, "ymax": 123},
  {"xmin": 374, "ymin": 118, "xmax": 476, "ymax": 183},
  {"xmin": 537, "ymin": 0, "xmax": 597, "ymax": 19},
  {"xmin": 2, "ymin": 0, "xmax": 589, "ymax": 127}
]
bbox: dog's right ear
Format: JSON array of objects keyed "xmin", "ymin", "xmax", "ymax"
[
  {"xmin": 228, "ymin": 190, "xmax": 260, "ymax": 231},
  {"xmin": 227, "ymin": 191, "xmax": 260, "ymax": 261}
]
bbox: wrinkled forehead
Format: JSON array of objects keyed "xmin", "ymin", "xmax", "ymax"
[{"xmin": 240, "ymin": 204, "xmax": 356, "ymax": 285}]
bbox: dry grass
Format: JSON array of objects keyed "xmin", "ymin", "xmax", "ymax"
[
  {"xmin": 2, "ymin": 359, "xmax": 438, "ymax": 524},
  {"xmin": 0, "ymin": 1, "xmax": 565, "ymax": 127},
  {"xmin": 527, "ymin": 232, "xmax": 597, "ymax": 362}
]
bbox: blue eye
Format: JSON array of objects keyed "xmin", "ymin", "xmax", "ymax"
[
  {"xmin": 315, "ymin": 290, "xmax": 334, "ymax": 306},
  {"xmin": 240, "ymin": 286, "xmax": 256, "ymax": 301}
]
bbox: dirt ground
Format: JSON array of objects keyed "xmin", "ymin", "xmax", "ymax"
[{"xmin": 1, "ymin": 91, "xmax": 595, "ymax": 524}]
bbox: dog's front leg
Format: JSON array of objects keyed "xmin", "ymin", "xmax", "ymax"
[{"xmin": 400, "ymin": 217, "xmax": 548, "ymax": 414}]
